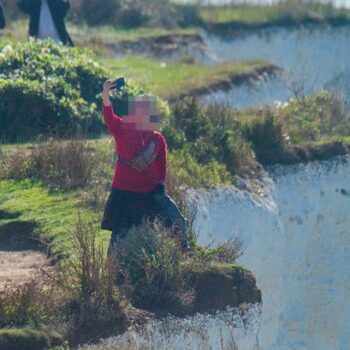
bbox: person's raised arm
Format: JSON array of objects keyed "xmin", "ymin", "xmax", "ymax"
[{"xmin": 102, "ymin": 79, "xmax": 121, "ymax": 136}]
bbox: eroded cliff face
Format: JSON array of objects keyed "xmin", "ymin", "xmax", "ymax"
[{"xmin": 189, "ymin": 156, "xmax": 350, "ymax": 350}]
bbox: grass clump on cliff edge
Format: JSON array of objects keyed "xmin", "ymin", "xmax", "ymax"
[
  {"xmin": 241, "ymin": 91, "xmax": 350, "ymax": 164},
  {"xmin": 165, "ymin": 92, "xmax": 350, "ymax": 173},
  {"xmin": 115, "ymin": 220, "xmax": 248, "ymax": 313}
]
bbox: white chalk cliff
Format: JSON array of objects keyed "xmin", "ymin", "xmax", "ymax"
[{"xmin": 189, "ymin": 156, "xmax": 350, "ymax": 350}]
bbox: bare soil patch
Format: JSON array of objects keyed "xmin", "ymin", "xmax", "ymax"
[{"xmin": 0, "ymin": 220, "xmax": 54, "ymax": 290}]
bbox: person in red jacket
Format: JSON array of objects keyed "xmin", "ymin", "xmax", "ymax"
[{"xmin": 100, "ymin": 79, "xmax": 188, "ymax": 252}]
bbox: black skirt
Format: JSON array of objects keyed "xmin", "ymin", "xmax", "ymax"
[{"xmin": 101, "ymin": 186, "xmax": 158, "ymax": 233}]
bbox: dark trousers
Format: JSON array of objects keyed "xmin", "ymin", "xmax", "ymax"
[
  {"xmin": 101, "ymin": 186, "xmax": 188, "ymax": 254},
  {"xmin": 0, "ymin": 6, "xmax": 5, "ymax": 30}
]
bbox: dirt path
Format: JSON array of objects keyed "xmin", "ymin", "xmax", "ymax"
[
  {"xmin": 0, "ymin": 249, "xmax": 53, "ymax": 290},
  {"xmin": 0, "ymin": 220, "xmax": 55, "ymax": 290}
]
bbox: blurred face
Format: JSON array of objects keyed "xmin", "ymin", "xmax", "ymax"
[{"xmin": 123, "ymin": 96, "xmax": 161, "ymax": 131}]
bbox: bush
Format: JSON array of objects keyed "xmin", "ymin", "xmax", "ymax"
[
  {"xmin": 0, "ymin": 138, "xmax": 95, "ymax": 190},
  {"xmin": 0, "ymin": 40, "xmax": 107, "ymax": 141},
  {"xmin": 168, "ymin": 150, "xmax": 232, "ymax": 187},
  {"xmin": 243, "ymin": 114, "xmax": 286, "ymax": 152},
  {"xmin": 116, "ymin": 223, "xmax": 188, "ymax": 309},
  {"xmin": 0, "ymin": 279, "xmax": 56, "ymax": 328},
  {"xmin": 68, "ymin": 0, "xmax": 200, "ymax": 28},
  {"xmin": 164, "ymin": 98, "xmax": 256, "ymax": 178},
  {"xmin": 275, "ymin": 91, "xmax": 350, "ymax": 143}
]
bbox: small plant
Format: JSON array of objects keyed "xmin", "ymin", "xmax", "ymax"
[
  {"xmin": 0, "ymin": 278, "xmax": 56, "ymax": 328},
  {"xmin": 243, "ymin": 114, "xmax": 285, "ymax": 152}
]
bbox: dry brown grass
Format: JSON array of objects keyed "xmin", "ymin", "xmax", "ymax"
[{"xmin": 0, "ymin": 138, "xmax": 95, "ymax": 190}]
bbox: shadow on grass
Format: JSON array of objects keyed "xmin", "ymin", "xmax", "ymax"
[{"xmin": 0, "ymin": 221, "xmax": 43, "ymax": 252}]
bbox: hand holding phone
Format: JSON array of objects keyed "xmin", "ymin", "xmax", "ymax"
[{"xmin": 114, "ymin": 77, "xmax": 126, "ymax": 91}]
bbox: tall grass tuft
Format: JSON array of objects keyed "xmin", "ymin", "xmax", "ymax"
[
  {"xmin": 56, "ymin": 215, "xmax": 125, "ymax": 343},
  {"xmin": 0, "ymin": 138, "xmax": 95, "ymax": 190},
  {"xmin": 116, "ymin": 221, "xmax": 190, "ymax": 310}
]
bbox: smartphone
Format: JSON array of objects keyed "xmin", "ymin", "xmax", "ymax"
[{"xmin": 114, "ymin": 77, "xmax": 126, "ymax": 91}]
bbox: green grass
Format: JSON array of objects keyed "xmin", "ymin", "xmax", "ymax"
[
  {"xmin": 101, "ymin": 55, "xmax": 273, "ymax": 100},
  {"xmin": 0, "ymin": 180, "xmax": 108, "ymax": 250},
  {"xmin": 200, "ymin": 0, "xmax": 350, "ymax": 26}
]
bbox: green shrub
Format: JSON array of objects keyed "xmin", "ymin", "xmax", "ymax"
[
  {"xmin": 164, "ymin": 98, "xmax": 255, "ymax": 178},
  {"xmin": 276, "ymin": 91, "xmax": 350, "ymax": 143},
  {"xmin": 0, "ymin": 78, "xmax": 97, "ymax": 141},
  {"xmin": 242, "ymin": 113, "xmax": 288, "ymax": 164},
  {"xmin": 243, "ymin": 114, "xmax": 286, "ymax": 153},
  {"xmin": 0, "ymin": 278, "xmax": 59, "ymax": 328},
  {"xmin": 0, "ymin": 40, "xmax": 107, "ymax": 141},
  {"xmin": 116, "ymin": 223, "xmax": 187, "ymax": 309}
]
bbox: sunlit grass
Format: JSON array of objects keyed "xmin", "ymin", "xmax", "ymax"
[
  {"xmin": 0, "ymin": 180, "xmax": 108, "ymax": 250},
  {"xmin": 101, "ymin": 55, "xmax": 273, "ymax": 99}
]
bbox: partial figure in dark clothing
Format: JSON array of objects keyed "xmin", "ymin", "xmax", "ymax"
[
  {"xmin": 18, "ymin": 0, "xmax": 74, "ymax": 46},
  {"xmin": 0, "ymin": 2, "xmax": 5, "ymax": 29},
  {"xmin": 100, "ymin": 79, "xmax": 189, "ymax": 254}
]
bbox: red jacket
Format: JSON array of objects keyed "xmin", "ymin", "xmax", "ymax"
[{"xmin": 102, "ymin": 103, "xmax": 167, "ymax": 193}]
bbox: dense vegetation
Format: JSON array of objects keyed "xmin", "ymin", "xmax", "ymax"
[{"xmin": 0, "ymin": 40, "xmax": 107, "ymax": 141}]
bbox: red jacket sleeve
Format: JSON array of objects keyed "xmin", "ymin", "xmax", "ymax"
[
  {"xmin": 102, "ymin": 103, "xmax": 121, "ymax": 137},
  {"xmin": 155, "ymin": 134, "xmax": 167, "ymax": 183}
]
